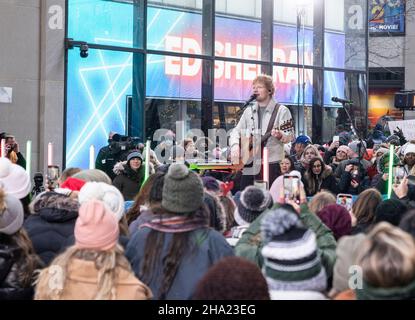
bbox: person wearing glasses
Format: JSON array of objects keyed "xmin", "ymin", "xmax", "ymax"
[{"xmin": 302, "ymin": 157, "xmax": 338, "ymax": 197}]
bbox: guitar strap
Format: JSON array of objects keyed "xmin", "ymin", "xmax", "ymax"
[{"xmin": 261, "ymin": 103, "xmax": 280, "ymax": 149}]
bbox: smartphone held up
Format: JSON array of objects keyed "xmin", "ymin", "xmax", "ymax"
[{"xmin": 283, "ymin": 175, "xmax": 300, "ymax": 204}]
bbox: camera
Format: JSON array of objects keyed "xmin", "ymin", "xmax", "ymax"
[
  {"xmin": 80, "ymin": 43, "xmax": 89, "ymax": 58},
  {"xmin": 31, "ymin": 172, "xmax": 45, "ymax": 197}
]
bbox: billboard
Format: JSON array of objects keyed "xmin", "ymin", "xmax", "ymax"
[
  {"xmin": 66, "ymin": 4, "xmax": 346, "ymax": 168},
  {"xmin": 369, "ymin": 0, "xmax": 405, "ymax": 33}
]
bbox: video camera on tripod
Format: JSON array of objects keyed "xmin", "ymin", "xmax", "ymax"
[{"xmin": 110, "ymin": 135, "xmax": 142, "ymax": 153}]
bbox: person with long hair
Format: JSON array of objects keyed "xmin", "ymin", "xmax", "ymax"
[
  {"xmin": 308, "ymin": 191, "xmax": 336, "ymax": 214},
  {"xmin": 302, "ymin": 157, "xmax": 338, "ymax": 197},
  {"xmin": 350, "ymin": 188, "xmax": 382, "ymax": 234},
  {"xmin": 34, "ymin": 199, "xmax": 152, "ymax": 300},
  {"xmin": 0, "ymin": 189, "xmax": 42, "ymax": 299},
  {"xmin": 125, "ymin": 164, "xmax": 234, "ymax": 300}
]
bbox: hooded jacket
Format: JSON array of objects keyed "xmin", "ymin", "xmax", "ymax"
[
  {"xmin": 24, "ymin": 192, "xmax": 79, "ymax": 266},
  {"xmin": 113, "ymin": 161, "xmax": 145, "ymax": 201},
  {"xmin": 302, "ymin": 165, "xmax": 338, "ymax": 196}
]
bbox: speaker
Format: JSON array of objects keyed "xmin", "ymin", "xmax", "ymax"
[{"xmin": 395, "ymin": 91, "xmax": 415, "ymax": 109}]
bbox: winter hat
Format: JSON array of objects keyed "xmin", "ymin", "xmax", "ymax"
[
  {"xmin": 193, "ymin": 257, "xmax": 270, "ymax": 300},
  {"xmin": 0, "ymin": 191, "xmax": 24, "ymax": 235},
  {"xmin": 377, "ymin": 151, "xmax": 400, "ymax": 174},
  {"xmin": 0, "ymin": 158, "xmax": 31, "ymax": 199},
  {"xmin": 404, "ymin": 143, "xmax": 415, "ymax": 156},
  {"xmin": 348, "ymin": 140, "xmax": 367, "ymax": 157},
  {"xmin": 127, "ymin": 151, "xmax": 143, "ymax": 163},
  {"xmin": 162, "ymin": 163, "xmax": 204, "ymax": 214},
  {"xmin": 336, "ymin": 145, "xmax": 352, "ymax": 158},
  {"xmin": 374, "ymin": 199, "xmax": 408, "ymax": 226},
  {"xmin": 234, "ymin": 186, "xmax": 272, "ymax": 225},
  {"xmin": 60, "ymin": 177, "xmax": 86, "ymax": 191},
  {"xmin": 75, "ymin": 199, "xmax": 119, "ymax": 251},
  {"xmin": 375, "ymin": 147, "xmax": 389, "ymax": 158},
  {"xmin": 386, "ymin": 135, "xmax": 400, "ymax": 146},
  {"xmin": 78, "ymin": 182, "xmax": 125, "ymax": 221},
  {"xmin": 260, "ymin": 206, "xmax": 327, "ymax": 292},
  {"xmin": 201, "ymin": 176, "xmax": 220, "ymax": 193},
  {"xmin": 317, "ymin": 204, "xmax": 352, "ymax": 240},
  {"xmin": 73, "ymin": 169, "xmax": 112, "ymax": 184},
  {"xmin": 295, "ymin": 135, "xmax": 312, "ymax": 145}
]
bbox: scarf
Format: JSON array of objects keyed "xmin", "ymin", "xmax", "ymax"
[{"xmin": 140, "ymin": 213, "xmax": 209, "ymax": 233}]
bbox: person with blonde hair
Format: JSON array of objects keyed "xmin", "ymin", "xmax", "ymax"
[
  {"xmin": 308, "ymin": 191, "xmax": 336, "ymax": 214},
  {"xmin": 355, "ymin": 222, "xmax": 415, "ymax": 299},
  {"xmin": 34, "ymin": 199, "xmax": 152, "ymax": 300}
]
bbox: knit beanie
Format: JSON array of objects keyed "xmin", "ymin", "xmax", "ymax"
[
  {"xmin": 75, "ymin": 199, "xmax": 119, "ymax": 251},
  {"xmin": 127, "ymin": 151, "xmax": 143, "ymax": 163},
  {"xmin": 234, "ymin": 186, "xmax": 272, "ymax": 225},
  {"xmin": 201, "ymin": 176, "xmax": 220, "ymax": 193},
  {"xmin": 260, "ymin": 207, "xmax": 327, "ymax": 292},
  {"xmin": 162, "ymin": 164, "xmax": 204, "ymax": 214},
  {"xmin": 377, "ymin": 151, "xmax": 400, "ymax": 174},
  {"xmin": 0, "ymin": 191, "xmax": 24, "ymax": 235},
  {"xmin": 348, "ymin": 140, "xmax": 367, "ymax": 157},
  {"xmin": 193, "ymin": 257, "xmax": 270, "ymax": 300},
  {"xmin": 61, "ymin": 177, "xmax": 86, "ymax": 191},
  {"xmin": 374, "ymin": 199, "xmax": 408, "ymax": 226},
  {"xmin": 404, "ymin": 143, "xmax": 415, "ymax": 156},
  {"xmin": 0, "ymin": 158, "xmax": 31, "ymax": 199},
  {"xmin": 78, "ymin": 182, "xmax": 125, "ymax": 221},
  {"xmin": 317, "ymin": 204, "xmax": 352, "ymax": 240},
  {"xmin": 73, "ymin": 169, "xmax": 112, "ymax": 184},
  {"xmin": 336, "ymin": 145, "xmax": 352, "ymax": 158}
]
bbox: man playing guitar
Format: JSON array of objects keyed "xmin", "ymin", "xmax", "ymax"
[{"xmin": 229, "ymin": 74, "xmax": 294, "ymax": 190}]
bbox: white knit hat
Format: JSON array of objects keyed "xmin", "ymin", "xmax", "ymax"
[
  {"xmin": 78, "ymin": 182, "xmax": 125, "ymax": 221},
  {"xmin": 0, "ymin": 158, "xmax": 31, "ymax": 199},
  {"xmin": 404, "ymin": 143, "xmax": 415, "ymax": 157}
]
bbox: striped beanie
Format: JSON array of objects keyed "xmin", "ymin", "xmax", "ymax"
[{"xmin": 260, "ymin": 206, "xmax": 327, "ymax": 292}]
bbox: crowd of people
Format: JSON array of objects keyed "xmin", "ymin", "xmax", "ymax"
[{"xmin": 1, "ymin": 121, "xmax": 415, "ymax": 300}]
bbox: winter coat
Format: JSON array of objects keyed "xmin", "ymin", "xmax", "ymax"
[
  {"xmin": 35, "ymin": 258, "xmax": 152, "ymax": 300},
  {"xmin": 95, "ymin": 145, "xmax": 130, "ymax": 180},
  {"xmin": 370, "ymin": 173, "xmax": 387, "ymax": 195},
  {"xmin": 24, "ymin": 192, "xmax": 79, "ymax": 266},
  {"xmin": 113, "ymin": 162, "xmax": 145, "ymax": 201},
  {"xmin": 125, "ymin": 227, "xmax": 234, "ymax": 300},
  {"xmin": 0, "ymin": 235, "xmax": 38, "ymax": 300},
  {"xmin": 302, "ymin": 165, "xmax": 338, "ymax": 196},
  {"xmin": 234, "ymin": 203, "xmax": 337, "ymax": 279},
  {"xmin": 334, "ymin": 158, "xmax": 372, "ymax": 179},
  {"xmin": 337, "ymin": 162, "xmax": 370, "ymax": 195}
]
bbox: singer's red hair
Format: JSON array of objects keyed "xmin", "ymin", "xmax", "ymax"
[{"xmin": 253, "ymin": 74, "xmax": 275, "ymax": 96}]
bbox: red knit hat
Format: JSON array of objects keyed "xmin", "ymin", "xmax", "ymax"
[
  {"xmin": 61, "ymin": 177, "xmax": 86, "ymax": 191},
  {"xmin": 317, "ymin": 204, "xmax": 352, "ymax": 240}
]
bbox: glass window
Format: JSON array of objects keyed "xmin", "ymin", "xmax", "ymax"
[
  {"xmin": 215, "ymin": 1, "xmax": 262, "ymax": 60},
  {"xmin": 145, "ymin": 54, "xmax": 202, "ymax": 141},
  {"xmin": 66, "ymin": 48, "xmax": 135, "ymax": 168},
  {"xmin": 324, "ymin": 0, "xmax": 367, "ymax": 70},
  {"xmin": 274, "ymin": 0, "xmax": 315, "ymax": 67},
  {"xmin": 147, "ymin": 3, "xmax": 202, "ymax": 54},
  {"xmin": 68, "ymin": 0, "xmax": 141, "ymax": 48},
  {"xmin": 273, "ymin": 66, "xmax": 313, "ymax": 106}
]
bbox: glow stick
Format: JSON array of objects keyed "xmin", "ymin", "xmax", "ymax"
[
  {"xmin": 48, "ymin": 142, "xmax": 53, "ymax": 166},
  {"xmin": 387, "ymin": 145, "xmax": 394, "ymax": 199},
  {"xmin": 89, "ymin": 145, "xmax": 95, "ymax": 169},
  {"xmin": 263, "ymin": 147, "xmax": 269, "ymax": 186},
  {"xmin": 144, "ymin": 140, "xmax": 151, "ymax": 181},
  {"xmin": 26, "ymin": 140, "xmax": 32, "ymax": 177}
]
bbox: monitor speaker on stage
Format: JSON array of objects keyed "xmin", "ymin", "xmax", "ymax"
[{"xmin": 395, "ymin": 91, "xmax": 415, "ymax": 109}]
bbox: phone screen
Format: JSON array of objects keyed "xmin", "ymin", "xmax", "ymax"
[
  {"xmin": 47, "ymin": 165, "xmax": 60, "ymax": 189},
  {"xmin": 333, "ymin": 136, "xmax": 339, "ymax": 142},
  {"xmin": 283, "ymin": 175, "xmax": 300, "ymax": 203},
  {"xmin": 393, "ymin": 166, "xmax": 405, "ymax": 185},
  {"xmin": 337, "ymin": 194, "xmax": 353, "ymax": 211}
]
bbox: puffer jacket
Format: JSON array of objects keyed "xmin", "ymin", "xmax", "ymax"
[
  {"xmin": 113, "ymin": 162, "xmax": 145, "ymax": 201},
  {"xmin": 24, "ymin": 192, "xmax": 79, "ymax": 266},
  {"xmin": 302, "ymin": 165, "xmax": 338, "ymax": 196},
  {"xmin": 0, "ymin": 235, "xmax": 37, "ymax": 300}
]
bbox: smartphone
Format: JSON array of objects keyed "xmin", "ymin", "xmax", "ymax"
[
  {"xmin": 254, "ymin": 180, "xmax": 268, "ymax": 191},
  {"xmin": 393, "ymin": 166, "xmax": 405, "ymax": 185},
  {"xmin": 47, "ymin": 165, "xmax": 60, "ymax": 190},
  {"xmin": 283, "ymin": 175, "xmax": 300, "ymax": 203},
  {"xmin": 337, "ymin": 193, "xmax": 353, "ymax": 211},
  {"xmin": 333, "ymin": 136, "xmax": 340, "ymax": 143}
]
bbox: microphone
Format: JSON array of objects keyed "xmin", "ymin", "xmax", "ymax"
[
  {"xmin": 245, "ymin": 94, "xmax": 258, "ymax": 105},
  {"xmin": 331, "ymin": 97, "xmax": 353, "ymax": 104}
]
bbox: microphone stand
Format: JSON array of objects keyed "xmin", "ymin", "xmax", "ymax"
[{"xmin": 340, "ymin": 101, "xmax": 365, "ymax": 174}]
